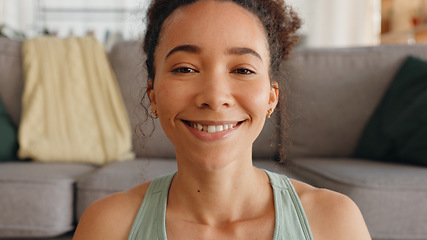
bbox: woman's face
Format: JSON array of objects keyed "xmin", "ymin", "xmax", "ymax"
[{"xmin": 149, "ymin": 0, "xmax": 278, "ymax": 170}]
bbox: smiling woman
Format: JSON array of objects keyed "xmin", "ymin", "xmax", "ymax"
[
  {"xmin": 149, "ymin": 1, "xmax": 276, "ymax": 169},
  {"xmin": 73, "ymin": 1, "xmax": 372, "ymax": 240}
]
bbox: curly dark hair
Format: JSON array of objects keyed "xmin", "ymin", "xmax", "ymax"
[
  {"xmin": 144, "ymin": 0, "xmax": 301, "ymax": 82},
  {"xmin": 140, "ymin": 0, "xmax": 301, "ymax": 161}
]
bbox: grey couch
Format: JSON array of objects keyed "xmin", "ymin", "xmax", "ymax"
[{"xmin": 0, "ymin": 37, "xmax": 426, "ymax": 240}]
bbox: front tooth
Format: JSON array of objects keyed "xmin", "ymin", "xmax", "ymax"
[
  {"xmin": 207, "ymin": 125, "xmax": 216, "ymax": 133},
  {"xmin": 216, "ymin": 125, "xmax": 224, "ymax": 132},
  {"xmin": 194, "ymin": 124, "xmax": 234, "ymax": 133}
]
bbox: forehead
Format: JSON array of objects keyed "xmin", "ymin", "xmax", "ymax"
[{"xmin": 156, "ymin": 0, "xmax": 269, "ymax": 57}]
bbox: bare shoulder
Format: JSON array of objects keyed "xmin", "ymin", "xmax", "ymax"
[
  {"xmin": 73, "ymin": 181, "xmax": 151, "ymax": 240},
  {"xmin": 290, "ymin": 179, "xmax": 371, "ymax": 240}
]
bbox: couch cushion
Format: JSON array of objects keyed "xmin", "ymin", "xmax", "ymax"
[
  {"xmin": 287, "ymin": 158, "xmax": 427, "ymax": 240},
  {"xmin": 0, "ymin": 37, "xmax": 23, "ymax": 126},
  {"xmin": 109, "ymin": 40, "xmax": 278, "ymax": 160},
  {"xmin": 253, "ymin": 116, "xmax": 279, "ymax": 159},
  {"xmin": 0, "ymin": 97, "xmax": 18, "ymax": 161},
  {"xmin": 109, "ymin": 41, "xmax": 175, "ymax": 159},
  {"xmin": 285, "ymin": 45, "xmax": 427, "ymax": 159},
  {"xmin": 354, "ymin": 56, "xmax": 427, "ymax": 166},
  {"xmin": 0, "ymin": 162, "xmax": 94, "ymax": 238}
]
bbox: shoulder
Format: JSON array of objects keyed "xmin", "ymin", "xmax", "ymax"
[
  {"xmin": 73, "ymin": 181, "xmax": 151, "ymax": 240},
  {"xmin": 290, "ymin": 179, "xmax": 371, "ymax": 240}
]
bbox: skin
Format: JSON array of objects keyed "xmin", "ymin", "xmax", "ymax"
[{"xmin": 73, "ymin": 1, "xmax": 372, "ymax": 239}]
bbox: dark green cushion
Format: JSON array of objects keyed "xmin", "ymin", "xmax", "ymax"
[
  {"xmin": 0, "ymin": 98, "xmax": 18, "ymax": 161},
  {"xmin": 354, "ymin": 56, "xmax": 427, "ymax": 165},
  {"xmin": 355, "ymin": 57, "xmax": 427, "ymax": 165}
]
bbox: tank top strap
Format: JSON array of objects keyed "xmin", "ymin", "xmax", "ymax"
[
  {"xmin": 127, "ymin": 172, "xmax": 175, "ymax": 240},
  {"xmin": 264, "ymin": 170, "xmax": 314, "ymax": 240}
]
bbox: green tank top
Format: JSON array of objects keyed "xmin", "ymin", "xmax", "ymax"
[{"xmin": 128, "ymin": 169, "xmax": 314, "ymax": 240}]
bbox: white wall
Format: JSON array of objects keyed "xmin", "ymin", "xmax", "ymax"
[
  {"xmin": 38, "ymin": 0, "xmax": 147, "ymax": 40},
  {"xmin": 1, "ymin": 0, "xmax": 148, "ymax": 42},
  {"xmin": 287, "ymin": 0, "xmax": 381, "ymax": 48},
  {"xmin": 0, "ymin": 0, "xmax": 3, "ymax": 24},
  {"xmin": 2, "ymin": 0, "xmax": 36, "ymax": 37}
]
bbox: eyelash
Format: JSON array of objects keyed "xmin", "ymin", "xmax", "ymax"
[
  {"xmin": 171, "ymin": 67, "xmax": 198, "ymax": 74},
  {"xmin": 171, "ymin": 67, "xmax": 255, "ymax": 75},
  {"xmin": 232, "ymin": 68, "xmax": 255, "ymax": 75}
]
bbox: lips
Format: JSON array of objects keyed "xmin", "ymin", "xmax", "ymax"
[{"xmin": 182, "ymin": 120, "xmax": 243, "ymax": 133}]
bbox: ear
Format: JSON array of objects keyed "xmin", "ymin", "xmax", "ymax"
[
  {"xmin": 268, "ymin": 82, "xmax": 279, "ymax": 110},
  {"xmin": 147, "ymin": 81, "xmax": 157, "ymax": 109}
]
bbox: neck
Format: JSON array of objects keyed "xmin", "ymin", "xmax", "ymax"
[{"xmin": 168, "ymin": 156, "xmax": 273, "ymax": 226}]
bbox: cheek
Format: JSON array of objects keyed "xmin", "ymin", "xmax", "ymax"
[
  {"xmin": 155, "ymin": 86, "xmax": 174, "ymax": 113},
  {"xmin": 154, "ymin": 80, "xmax": 188, "ymax": 116},
  {"xmin": 238, "ymin": 81, "xmax": 271, "ymax": 115}
]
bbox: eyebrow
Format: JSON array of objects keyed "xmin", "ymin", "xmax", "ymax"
[
  {"xmin": 165, "ymin": 45, "xmax": 263, "ymax": 61},
  {"xmin": 227, "ymin": 47, "xmax": 263, "ymax": 61},
  {"xmin": 165, "ymin": 45, "xmax": 201, "ymax": 59}
]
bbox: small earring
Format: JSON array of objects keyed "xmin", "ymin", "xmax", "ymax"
[
  {"xmin": 152, "ymin": 110, "xmax": 159, "ymax": 119},
  {"xmin": 267, "ymin": 108, "xmax": 274, "ymax": 118}
]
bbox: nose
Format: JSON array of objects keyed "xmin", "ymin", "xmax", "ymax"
[{"xmin": 195, "ymin": 72, "xmax": 235, "ymax": 110}]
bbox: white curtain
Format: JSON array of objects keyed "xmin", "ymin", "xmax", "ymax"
[{"xmin": 287, "ymin": 0, "xmax": 381, "ymax": 47}]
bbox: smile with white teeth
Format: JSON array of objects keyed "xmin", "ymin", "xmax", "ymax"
[{"xmin": 190, "ymin": 123, "xmax": 237, "ymax": 133}]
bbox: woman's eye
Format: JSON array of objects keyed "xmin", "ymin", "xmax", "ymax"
[
  {"xmin": 233, "ymin": 68, "xmax": 255, "ymax": 75},
  {"xmin": 171, "ymin": 67, "xmax": 197, "ymax": 74}
]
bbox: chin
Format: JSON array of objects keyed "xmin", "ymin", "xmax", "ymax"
[{"xmin": 178, "ymin": 147, "xmax": 250, "ymax": 172}]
